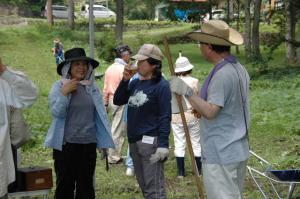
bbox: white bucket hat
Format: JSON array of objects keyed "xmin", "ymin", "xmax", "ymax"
[
  {"xmin": 175, "ymin": 56, "xmax": 194, "ymax": 73},
  {"xmin": 188, "ymin": 20, "xmax": 243, "ymax": 46}
]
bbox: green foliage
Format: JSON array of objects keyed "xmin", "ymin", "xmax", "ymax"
[
  {"xmin": 247, "ymin": 10, "xmax": 288, "ymax": 75},
  {"xmin": 96, "ymin": 30, "xmax": 117, "ymax": 63},
  {"xmin": 0, "ymin": 0, "xmax": 65, "ymax": 17},
  {"xmin": 124, "ymin": 0, "xmax": 162, "ymax": 20},
  {"xmin": 0, "ymin": 0, "xmax": 26, "ymax": 6},
  {"xmin": 28, "ymin": 18, "xmax": 186, "ymax": 32},
  {"xmin": 126, "ymin": 4, "xmax": 150, "ymax": 20}
]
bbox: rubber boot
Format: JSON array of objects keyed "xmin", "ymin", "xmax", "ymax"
[
  {"xmin": 176, "ymin": 157, "xmax": 185, "ymax": 178},
  {"xmin": 195, "ymin": 157, "xmax": 202, "ymax": 175}
]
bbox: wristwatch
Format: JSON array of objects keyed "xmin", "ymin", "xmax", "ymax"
[{"xmin": 185, "ymin": 88, "xmax": 193, "ymax": 98}]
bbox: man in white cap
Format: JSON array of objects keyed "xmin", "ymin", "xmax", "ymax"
[{"xmin": 170, "ymin": 20, "xmax": 250, "ymax": 198}]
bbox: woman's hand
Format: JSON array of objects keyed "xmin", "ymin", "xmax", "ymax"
[
  {"xmin": 61, "ymin": 79, "xmax": 79, "ymax": 96},
  {"xmin": 122, "ymin": 65, "xmax": 136, "ymax": 81},
  {"xmin": 0, "ymin": 58, "xmax": 7, "ymax": 75}
]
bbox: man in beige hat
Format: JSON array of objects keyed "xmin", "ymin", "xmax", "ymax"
[
  {"xmin": 114, "ymin": 44, "xmax": 171, "ymax": 199},
  {"xmin": 170, "ymin": 20, "xmax": 250, "ymax": 198}
]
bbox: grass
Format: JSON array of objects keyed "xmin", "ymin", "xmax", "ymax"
[{"xmin": 1, "ymin": 21, "xmax": 300, "ymax": 198}]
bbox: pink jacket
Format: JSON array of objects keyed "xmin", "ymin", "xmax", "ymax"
[{"xmin": 103, "ymin": 60, "xmax": 125, "ymax": 105}]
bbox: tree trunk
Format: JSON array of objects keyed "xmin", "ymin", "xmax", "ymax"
[
  {"xmin": 285, "ymin": 0, "xmax": 296, "ymax": 64},
  {"xmin": 235, "ymin": 0, "xmax": 240, "ymax": 54},
  {"xmin": 296, "ymin": 19, "xmax": 300, "ymax": 65},
  {"xmin": 46, "ymin": 0, "xmax": 53, "ymax": 25},
  {"xmin": 209, "ymin": 0, "xmax": 212, "ymax": 19},
  {"xmin": 244, "ymin": 0, "xmax": 252, "ymax": 61},
  {"xmin": 229, "ymin": 0, "xmax": 234, "ymax": 20},
  {"xmin": 68, "ymin": 0, "xmax": 75, "ymax": 30},
  {"xmin": 227, "ymin": 0, "xmax": 230, "ymax": 23},
  {"xmin": 252, "ymin": 0, "xmax": 261, "ymax": 60},
  {"xmin": 115, "ymin": 0, "xmax": 124, "ymax": 44}
]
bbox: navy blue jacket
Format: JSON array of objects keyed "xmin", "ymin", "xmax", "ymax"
[{"xmin": 114, "ymin": 77, "xmax": 171, "ymax": 148}]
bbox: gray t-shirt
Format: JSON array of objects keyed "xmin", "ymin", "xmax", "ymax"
[
  {"xmin": 64, "ymin": 84, "xmax": 97, "ymax": 144},
  {"xmin": 200, "ymin": 62, "xmax": 250, "ymax": 165}
]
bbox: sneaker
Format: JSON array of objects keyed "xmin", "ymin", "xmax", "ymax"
[
  {"xmin": 126, "ymin": 167, "xmax": 134, "ymax": 176},
  {"xmin": 177, "ymin": 175, "xmax": 184, "ymax": 179}
]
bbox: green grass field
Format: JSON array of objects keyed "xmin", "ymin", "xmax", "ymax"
[{"xmin": 1, "ymin": 21, "xmax": 300, "ymax": 198}]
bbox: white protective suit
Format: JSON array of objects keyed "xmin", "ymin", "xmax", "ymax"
[{"xmin": 0, "ymin": 68, "xmax": 37, "ymax": 197}]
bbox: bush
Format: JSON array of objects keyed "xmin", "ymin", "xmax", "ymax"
[
  {"xmin": 96, "ymin": 30, "xmax": 117, "ymax": 62},
  {"xmin": 28, "ymin": 18, "xmax": 187, "ymax": 32}
]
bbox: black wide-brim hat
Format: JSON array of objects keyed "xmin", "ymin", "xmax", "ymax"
[{"xmin": 57, "ymin": 47, "xmax": 99, "ymax": 76}]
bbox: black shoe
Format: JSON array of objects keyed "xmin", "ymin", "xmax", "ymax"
[
  {"xmin": 195, "ymin": 157, "xmax": 202, "ymax": 175},
  {"xmin": 176, "ymin": 157, "xmax": 185, "ymax": 177},
  {"xmin": 108, "ymin": 157, "xmax": 123, "ymax": 164}
]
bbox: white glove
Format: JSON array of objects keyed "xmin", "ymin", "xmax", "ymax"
[
  {"xmin": 149, "ymin": 148, "xmax": 169, "ymax": 164},
  {"xmin": 170, "ymin": 76, "xmax": 193, "ymax": 96}
]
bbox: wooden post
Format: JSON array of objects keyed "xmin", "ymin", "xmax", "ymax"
[{"xmin": 163, "ymin": 35, "xmax": 205, "ymax": 199}]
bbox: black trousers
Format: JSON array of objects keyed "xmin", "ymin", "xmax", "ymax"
[{"xmin": 53, "ymin": 143, "xmax": 97, "ymax": 199}]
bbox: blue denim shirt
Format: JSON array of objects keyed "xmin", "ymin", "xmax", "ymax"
[{"xmin": 44, "ymin": 80, "xmax": 115, "ymax": 151}]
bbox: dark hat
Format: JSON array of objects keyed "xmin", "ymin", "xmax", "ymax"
[
  {"xmin": 57, "ymin": 48, "xmax": 99, "ymax": 76},
  {"xmin": 114, "ymin": 45, "xmax": 132, "ymax": 56}
]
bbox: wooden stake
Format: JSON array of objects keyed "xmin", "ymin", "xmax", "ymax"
[{"xmin": 163, "ymin": 35, "xmax": 205, "ymax": 199}]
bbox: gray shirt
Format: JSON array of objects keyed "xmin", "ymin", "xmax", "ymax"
[
  {"xmin": 200, "ymin": 61, "xmax": 250, "ymax": 165},
  {"xmin": 64, "ymin": 84, "xmax": 97, "ymax": 144}
]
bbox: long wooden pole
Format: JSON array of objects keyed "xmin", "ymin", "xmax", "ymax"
[{"xmin": 163, "ymin": 35, "xmax": 205, "ymax": 199}]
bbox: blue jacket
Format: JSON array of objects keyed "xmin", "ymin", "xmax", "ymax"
[{"xmin": 44, "ymin": 80, "xmax": 115, "ymax": 151}]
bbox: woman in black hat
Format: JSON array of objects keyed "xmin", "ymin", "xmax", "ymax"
[{"xmin": 44, "ymin": 48, "xmax": 115, "ymax": 199}]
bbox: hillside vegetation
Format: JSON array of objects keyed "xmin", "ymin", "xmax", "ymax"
[{"xmin": 0, "ymin": 21, "xmax": 299, "ymax": 198}]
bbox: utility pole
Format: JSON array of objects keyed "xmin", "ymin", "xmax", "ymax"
[
  {"xmin": 89, "ymin": 0, "xmax": 95, "ymax": 58},
  {"xmin": 46, "ymin": 0, "xmax": 53, "ymax": 25}
]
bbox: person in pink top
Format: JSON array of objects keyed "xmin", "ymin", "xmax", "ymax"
[{"xmin": 103, "ymin": 45, "xmax": 132, "ymax": 164}]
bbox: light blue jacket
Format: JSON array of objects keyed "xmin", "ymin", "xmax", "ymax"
[{"xmin": 44, "ymin": 80, "xmax": 115, "ymax": 151}]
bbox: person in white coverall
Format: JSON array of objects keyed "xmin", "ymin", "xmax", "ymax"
[{"xmin": 0, "ymin": 58, "xmax": 37, "ymax": 199}]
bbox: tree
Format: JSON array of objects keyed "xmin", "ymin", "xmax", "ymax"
[
  {"xmin": 235, "ymin": 0, "xmax": 241, "ymax": 54},
  {"xmin": 285, "ymin": 0, "xmax": 296, "ymax": 64},
  {"xmin": 68, "ymin": 0, "xmax": 75, "ymax": 30},
  {"xmin": 244, "ymin": 0, "xmax": 252, "ymax": 61},
  {"xmin": 297, "ymin": 19, "xmax": 300, "ymax": 64},
  {"xmin": 46, "ymin": 0, "xmax": 53, "ymax": 25},
  {"xmin": 115, "ymin": 0, "xmax": 124, "ymax": 44},
  {"xmin": 252, "ymin": 0, "xmax": 262, "ymax": 60},
  {"xmin": 124, "ymin": 0, "xmax": 163, "ymax": 20}
]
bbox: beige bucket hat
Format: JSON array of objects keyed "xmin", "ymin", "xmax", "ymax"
[
  {"xmin": 131, "ymin": 44, "xmax": 164, "ymax": 61},
  {"xmin": 188, "ymin": 20, "xmax": 243, "ymax": 46}
]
